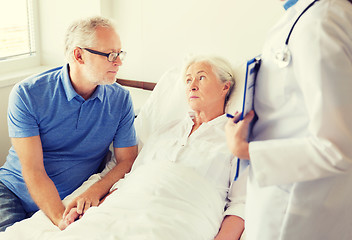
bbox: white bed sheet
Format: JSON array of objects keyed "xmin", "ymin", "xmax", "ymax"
[{"xmin": 1, "ymin": 161, "xmax": 224, "ymax": 240}]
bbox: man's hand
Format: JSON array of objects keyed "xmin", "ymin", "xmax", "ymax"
[
  {"xmin": 63, "ymin": 187, "xmax": 101, "ymax": 218},
  {"xmin": 63, "ymin": 146, "xmax": 138, "ymax": 218},
  {"xmin": 58, "ymin": 208, "xmax": 82, "ymax": 230},
  {"xmin": 225, "ymin": 111, "xmax": 255, "ymax": 159}
]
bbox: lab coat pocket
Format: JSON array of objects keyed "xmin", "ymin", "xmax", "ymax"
[{"xmin": 271, "ymin": 184, "xmax": 292, "ymax": 219}]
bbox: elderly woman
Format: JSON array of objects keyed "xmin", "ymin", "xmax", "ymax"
[{"xmin": 3, "ymin": 56, "xmax": 246, "ymax": 240}]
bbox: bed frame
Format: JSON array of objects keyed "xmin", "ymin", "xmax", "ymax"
[{"xmin": 116, "ymin": 78, "xmax": 156, "ymax": 91}]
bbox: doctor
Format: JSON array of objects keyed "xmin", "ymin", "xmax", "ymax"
[{"xmin": 226, "ymin": 0, "xmax": 352, "ymax": 239}]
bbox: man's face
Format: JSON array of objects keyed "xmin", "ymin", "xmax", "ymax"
[{"xmin": 82, "ymin": 26, "xmax": 122, "ymax": 85}]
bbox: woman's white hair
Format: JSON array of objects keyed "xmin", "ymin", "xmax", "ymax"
[
  {"xmin": 64, "ymin": 16, "xmax": 117, "ymax": 62},
  {"xmin": 182, "ymin": 55, "xmax": 236, "ymax": 105}
]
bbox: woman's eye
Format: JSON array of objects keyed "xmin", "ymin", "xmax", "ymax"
[
  {"xmin": 199, "ymin": 76, "xmax": 205, "ymax": 80},
  {"xmin": 186, "ymin": 79, "xmax": 191, "ymax": 84}
]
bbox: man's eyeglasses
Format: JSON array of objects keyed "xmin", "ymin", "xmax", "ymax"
[{"xmin": 81, "ymin": 48, "xmax": 126, "ymax": 62}]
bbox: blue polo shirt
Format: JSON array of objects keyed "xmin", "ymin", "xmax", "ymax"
[{"xmin": 0, "ymin": 64, "xmax": 137, "ymax": 212}]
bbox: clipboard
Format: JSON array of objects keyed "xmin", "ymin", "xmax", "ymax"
[{"xmin": 234, "ymin": 56, "xmax": 261, "ymax": 181}]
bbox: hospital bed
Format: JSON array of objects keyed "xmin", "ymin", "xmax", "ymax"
[{"xmin": 0, "ymin": 64, "xmax": 246, "ymax": 240}]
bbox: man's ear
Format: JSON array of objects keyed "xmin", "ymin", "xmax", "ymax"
[{"xmin": 73, "ymin": 48, "xmax": 84, "ymax": 64}]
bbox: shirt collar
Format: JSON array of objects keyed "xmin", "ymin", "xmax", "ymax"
[
  {"xmin": 90, "ymin": 85, "xmax": 104, "ymax": 102},
  {"xmin": 186, "ymin": 111, "xmax": 227, "ymax": 126},
  {"xmin": 283, "ymin": 0, "xmax": 299, "ymax": 10},
  {"xmin": 61, "ymin": 64, "xmax": 78, "ymax": 101},
  {"xmin": 61, "ymin": 63, "xmax": 104, "ymax": 102}
]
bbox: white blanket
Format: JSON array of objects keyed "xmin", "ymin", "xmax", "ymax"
[{"xmin": 1, "ymin": 161, "xmax": 225, "ymax": 240}]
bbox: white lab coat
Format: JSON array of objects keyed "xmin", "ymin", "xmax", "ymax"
[{"xmin": 246, "ymin": 0, "xmax": 352, "ymax": 239}]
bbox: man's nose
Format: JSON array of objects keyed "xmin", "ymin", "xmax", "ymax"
[{"xmin": 112, "ymin": 56, "xmax": 122, "ymax": 66}]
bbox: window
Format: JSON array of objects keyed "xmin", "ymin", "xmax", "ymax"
[{"xmin": 0, "ymin": 0, "xmax": 40, "ymax": 74}]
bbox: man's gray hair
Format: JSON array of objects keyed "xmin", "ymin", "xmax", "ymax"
[
  {"xmin": 183, "ymin": 55, "xmax": 236, "ymax": 105},
  {"xmin": 64, "ymin": 16, "xmax": 117, "ymax": 62}
]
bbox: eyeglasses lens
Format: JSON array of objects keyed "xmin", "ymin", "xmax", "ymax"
[{"xmin": 108, "ymin": 51, "xmax": 126, "ymax": 62}]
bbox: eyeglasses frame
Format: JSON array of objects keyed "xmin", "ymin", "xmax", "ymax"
[{"xmin": 81, "ymin": 48, "xmax": 126, "ymax": 62}]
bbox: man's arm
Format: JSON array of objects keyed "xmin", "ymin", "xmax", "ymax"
[
  {"xmin": 63, "ymin": 145, "xmax": 138, "ymax": 217},
  {"xmin": 12, "ymin": 136, "xmax": 65, "ymax": 226}
]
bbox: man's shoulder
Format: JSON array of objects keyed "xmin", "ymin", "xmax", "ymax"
[
  {"xmin": 105, "ymin": 82, "xmax": 130, "ymax": 94},
  {"xmin": 103, "ymin": 83, "xmax": 131, "ymax": 102},
  {"xmin": 15, "ymin": 66, "xmax": 63, "ymax": 92}
]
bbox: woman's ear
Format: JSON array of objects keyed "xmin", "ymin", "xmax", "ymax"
[
  {"xmin": 223, "ymin": 82, "xmax": 231, "ymax": 95},
  {"xmin": 73, "ymin": 48, "xmax": 84, "ymax": 64}
]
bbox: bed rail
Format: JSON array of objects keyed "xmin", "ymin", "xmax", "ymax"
[{"xmin": 116, "ymin": 78, "xmax": 156, "ymax": 91}]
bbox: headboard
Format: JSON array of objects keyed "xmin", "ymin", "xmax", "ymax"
[{"xmin": 116, "ymin": 78, "xmax": 156, "ymax": 91}]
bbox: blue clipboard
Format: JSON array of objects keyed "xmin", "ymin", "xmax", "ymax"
[{"xmin": 234, "ymin": 56, "xmax": 261, "ymax": 181}]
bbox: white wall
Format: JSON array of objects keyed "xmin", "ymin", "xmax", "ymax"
[
  {"xmin": 38, "ymin": 0, "xmax": 102, "ymax": 66},
  {"xmin": 34, "ymin": 0, "xmax": 285, "ymax": 81},
  {"xmin": 113, "ymin": 0, "xmax": 284, "ymax": 82},
  {"xmin": 0, "ymin": 86, "xmax": 13, "ymax": 165}
]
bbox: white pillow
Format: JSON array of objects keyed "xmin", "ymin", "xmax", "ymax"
[
  {"xmin": 225, "ymin": 62, "xmax": 246, "ymax": 114},
  {"xmin": 135, "ymin": 62, "xmax": 246, "ymax": 148}
]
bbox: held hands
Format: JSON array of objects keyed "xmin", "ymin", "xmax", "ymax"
[
  {"xmin": 58, "ymin": 208, "xmax": 82, "ymax": 230},
  {"xmin": 64, "ymin": 189, "xmax": 100, "ymax": 216},
  {"xmin": 58, "ymin": 188, "xmax": 116, "ymax": 230},
  {"xmin": 225, "ymin": 110, "xmax": 255, "ymax": 160},
  {"xmin": 60, "ymin": 188, "xmax": 101, "ymax": 230}
]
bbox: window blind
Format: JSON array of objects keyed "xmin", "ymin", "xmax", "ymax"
[{"xmin": 0, "ymin": 0, "xmax": 36, "ymax": 61}]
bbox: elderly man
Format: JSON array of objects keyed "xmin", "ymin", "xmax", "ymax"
[{"xmin": 0, "ymin": 16, "xmax": 138, "ymax": 231}]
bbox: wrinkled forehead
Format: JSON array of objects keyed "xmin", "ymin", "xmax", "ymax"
[{"xmin": 186, "ymin": 61, "xmax": 214, "ymax": 76}]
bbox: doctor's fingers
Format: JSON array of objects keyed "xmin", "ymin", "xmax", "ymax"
[
  {"xmin": 236, "ymin": 111, "xmax": 255, "ymax": 136},
  {"xmin": 233, "ymin": 111, "xmax": 242, "ymax": 123},
  {"xmin": 243, "ymin": 110, "xmax": 255, "ymax": 125},
  {"xmin": 225, "ymin": 110, "xmax": 252, "ymax": 130},
  {"xmin": 233, "ymin": 111, "xmax": 255, "ymax": 139},
  {"xmin": 225, "ymin": 118, "xmax": 237, "ymax": 137},
  {"xmin": 226, "ymin": 111, "xmax": 240, "ymax": 123}
]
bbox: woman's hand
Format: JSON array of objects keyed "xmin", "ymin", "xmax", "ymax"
[
  {"xmin": 63, "ymin": 188, "xmax": 101, "ymax": 221},
  {"xmin": 59, "ymin": 189, "xmax": 117, "ymax": 230},
  {"xmin": 225, "ymin": 111, "xmax": 255, "ymax": 159},
  {"xmin": 214, "ymin": 215, "xmax": 244, "ymax": 240},
  {"xmin": 58, "ymin": 208, "xmax": 82, "ymax": 230}
]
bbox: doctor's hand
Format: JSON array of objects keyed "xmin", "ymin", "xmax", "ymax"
[{"xmin": 225, "ymin": 110, "xmax": 255, "ymax": 160}]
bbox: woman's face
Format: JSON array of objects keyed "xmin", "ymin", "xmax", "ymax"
[{"xmin": 185, "ymin": 61, "xmax": 229, "ymax": 113}]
